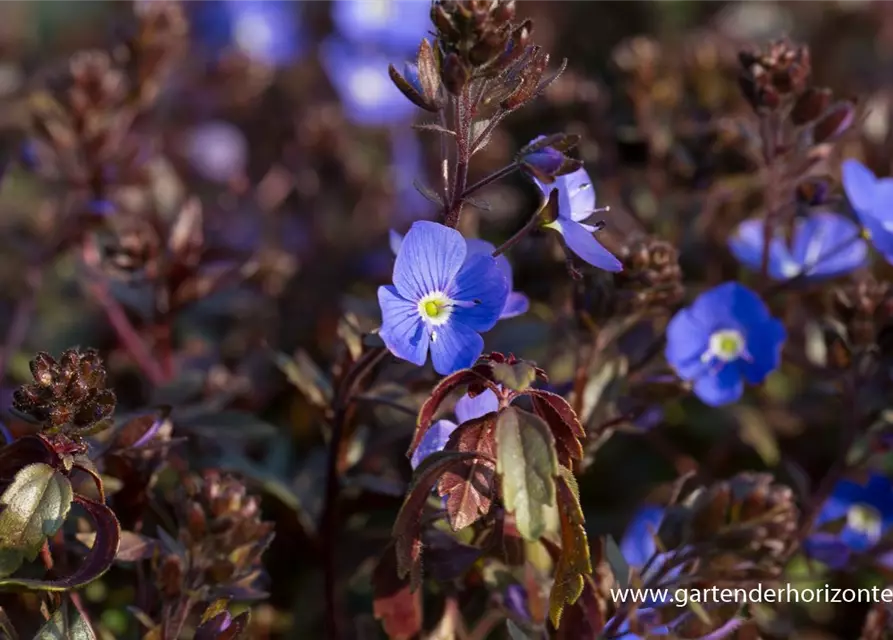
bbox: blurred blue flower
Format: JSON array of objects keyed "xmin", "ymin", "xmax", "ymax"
[
  {"xmin": 390, "ymin": 231, "xmax": 529, "ymax": 320},
  {"xmin": 728, "ymin": 213, "xmax": 867, "ymax": 280},
  {"xmin": 331, "ymin": 0, "xmax": 432, "ymax": 53},
  {"xmin": 410, "ymin": 387, "xmax": 499, "ymax": 469},
  {"xmin": 665, "ymin": 282, "xmax": 785, "ymax": 407},
  {"xmin": 530, "ymin": 164, "xmax": 622, "ymax": 272},
  {"xmin": 804, "ymin": 474, "xmax": 893, "ymax": 569},
  {"xmin": 320, "ymin": 37, "xmax": 419, "ymax": 126},
  {"xmin": 183, "ymin": 120, "xmax": 247, "ymax": 183},
  {"xmin": 504, "ymin": 583, "xmax": 531, "ymax": 621},
  {"xmin": 620, "ymin": 506, "xmax": 665, "ymax": 570},
  {"xmin": 378, "ymin": 221, "xmax": 508, "ymax": 375},
  {"xmin": 842, "ymin": 159, "xmax": 893, "ymax": 263},
  {"xmin": 192, "ymin": 0, "xmax": 304, "ymax": 66},
  {"xmin": 391, "ymin": 128, "xmax": 436, "ymax": 223}
]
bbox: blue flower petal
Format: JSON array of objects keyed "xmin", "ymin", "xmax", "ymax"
[
  {"xmin": 790, "ymin": 213, "xmax": 867, "ymax": 278},
  {"xmin": 859, "ymin": 211, "xmax": 893, "ymax": 261},
  {"xmin": 665, "ymin": 309, "xmax": 710, "ymax": 380},
  {"xmin": 689, "ymin": 282, "xmax": 770, "ymax": 331},
  {"xmin": 319, "ymin": 37, "xmax": 417, "ymax": 126},
  {"xmin": 410, "ymin": 419, "xmax": 458, "ymax": 468},
  {"xmin": 842, "ymin": 159, "xmax": 878, "ymax": 213},
  {"xmin": 447, "ymin": 253, "xmax": 509, "ymax": 332},
  {"xmin": 225, "ymin": 0, "xmax": 304, "ymax": 66},
  {"xmin": 728, "ymin": 218, "xmax": 796, "ymax": 279},
  {"xmin": 556, "ymin": 168, "xmax": 597, "ymax": 223},
  {"xmin": 816, "ymin": 479, "xmax": 867, "ymax": 526},
  {"xmin": 840, "ymin": 525, "xmax": 878, "ymax": 552},
  {"xmin": 331, "ymin": 0, "xmax": 431, "ymax": 52},
  {"xmin": 393, "ymin": 221, "xmax": 467, "ymax": 302},
  {"xmin": 803, "ymin": 532, "xmax": 851, "ymax": 569},
  {"xmin": 551, "ymin": 219, "xmax": 622, "ymax": 272},
  {"xmin": 455, "ymin": 388, "xmax": 499, "ymax": 424},
  {"xmin": 378, "ymin": 285, "xmax": 429, "ymax": 366},
  {"xmin": 620, "ymin": 506, "xmax": 665, "ymax": 569},
  {"xmin": 500, "ymin": 292, "xmax": 530, "ymax": 319},
  {"xmin": 389, "ymin": 229, "xmax": 404, "ymax": 255},
  {"xmin": 428, "ymin": 320, "xmax": 484, "ymax": 375},
  {"xmin": 693, "ymin": 364, "xmax": 744, "ymax": 406},
  {"xmin": 739, "ymin": 317, "xmax": 786, "ymax": 384}
]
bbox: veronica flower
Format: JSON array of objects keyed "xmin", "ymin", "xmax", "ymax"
[
  {"xmin": 331, "ymin": 0, "xmax": 432, "ymax": 53},
  {"xmin": 804, "ymin": 474, "xmax": 893, "ymax": 569},
  {"xmin": 842, "ymin": 159, "xmax": 893, "ymax": 263},
  {"xmin": 529, "ymin": 162, "xmax": 622, "ymax": 272},
  {"xmin": 378, "ymin": 221, "xmax": 509, "ymax": 375},
  {"xmin": 728, "ymin": 213, "xmax": 867, "ymax": 280},
  {"xmin": 182, "ymin": 121, "xmax": 247, "ymax": 184},
  {"xmin": 319, "ymin": 37, "xmax": 418, "ymax": 127},
  {"xmin": 665, "ymin": 282, "xmax": 785, "ymax": 407},
  {"xmin": 192, "ymin": 0, "xmax": 304, "ymax": 67},
  {"xmin": 411, "ymin": 388, "xmax": 499, "ymax": 469},
  {"xmin": 390, "ymin": 231, "xmax": 529, "ymax": 320}
]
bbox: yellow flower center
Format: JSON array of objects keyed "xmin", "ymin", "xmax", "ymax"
[
  {"xmin": 418, "ymin": 292, "xmax": 453, "ymax": 328},
  {"xmin": 704, "ymin": 329, "xmax": 746, "ymax": 362},
  {"xmin": 424, "ymin": 300, "xmax": 444, "ymax": 318},
  {"xmin": 847, "ymin": 503, "xmax": 882, "ymax": 540}
]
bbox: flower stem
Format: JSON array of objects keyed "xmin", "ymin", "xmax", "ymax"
[
  {"xmin": 461, "ymin": 162, "xmax": 519, "ymax": 201},
  {"xmin": 492, "ymin": 197, "xmax": 549, "ymax": 258}
]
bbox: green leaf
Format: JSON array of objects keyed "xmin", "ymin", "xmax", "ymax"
[
  {"xmin": 0, "ymin": 463, "xmax": 73, "ymax": 576},
  {"xmin": 491, "ymin": 361, "xmax": 537, "ymax": 391},
  {"xmin": 496, "ymin": 407, "xmax": 558, "ymax": 541},
  {"xmin": 33, "ymin": 601, "xmax": 96, "ymax": 639},
  {"xmin": 604, "ymin": 535, "xmax": 630, "ymax": 590}
]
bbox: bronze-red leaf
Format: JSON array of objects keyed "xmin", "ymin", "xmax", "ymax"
[
  {"xmin": 372, "ymin": 542, "xmax": 423, "ymax": 640},
  {"xmin": 437, "ymin": 414, "xmax": 498, "ymax": 531}
]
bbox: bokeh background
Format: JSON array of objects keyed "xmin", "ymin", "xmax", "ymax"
[{"xmin": 0, "ymin": 1, "xmax": 892, "ymax": 638}]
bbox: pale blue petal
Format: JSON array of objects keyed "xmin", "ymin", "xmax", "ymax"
[
  {"xmin": 739, "ymin": 317, "xmax": 786, "ymax": 384},
  {"xmin": 500, "ymin": 292, "xmax": 529, "ymax": 319},
  {"xmin": 693, "ymin": 365, "xmax": 744, "ymax": 406},
  {"xmin": 393, "ymin": 221, "xmax": 467, "ymax": 301},
  {"xmin": 552, "ymin": 219, "xmax": 623, "ymax": 272},
  {"xmin": 620, "ymin": 506, "xmax": 665, "ymax": 569},
  {"xmin": 378, "ymin": 285, "xmax": 429, "ymax": 366},
  {"xmin": 389, "ymin": 229, "xmax": 404, "ymax": 256},
  {"xmin": 791, "ymin": 213, "xmax": 867, "ymax": 278},
  {"xmin": 429, "ymin": 320, "xmax": 484, "ymax": 375},
  {"xmin": 665, "ymin": 308, "xmax": 710, "ymax": 380},
  {"xmin": 331, "ymin": 0, "xmax": 431, "ymax": 52},
  {"xmin": 728, "ymin": 218, "xmax": 795, "ymax": 279},
  {"xmin": 447, "ymin": 253, "xmax": 508, "ymax": 332},
  {"xmin": 859, "ymin": 212, "xmax": 893, "ymax": 261},
  {"xmin": 455, "ymin": 388, "xmax": 499, "ymax": 424},
  {"xmin": 842, "ymin": 159, "xmax": 878, "ymax": 213},
  {"xmin": 555, "ymin": 167, "xmax": 597, "ymax": 223},
  {"xmin": 410, "ymin": 419, "xmax": 458, "ymax": 469},
  {"xmin": 465, "ymin": 238, "xmax": 513, "ymax": 284}
]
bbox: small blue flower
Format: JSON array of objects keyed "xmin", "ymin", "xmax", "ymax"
[
  {"xmin": 504, "ymin": 583, "xmax": 531, "ymax": 621},
  {"xmin": 411, "ymin": 388, "xmax": 499, "ymax": 469},
  {"xmin": 378, "ymin": 221, "xmax": 509, "ymax": 375},
  {"xmin": 620, "ymin": 506, "xmax": 666, "ymax": 570},
  {"xmin": 842, "ymin": 159, "xmax": 893, "ymax": 263},
  {"xmin": 729, "ymin": 213, "xmax": 868, "ymax": 280},
  {"xmin": 390, "ymin": 232, "xmax": 529, "ymax": 320},
  {"xmin": 331, "ymin": 0, "xmax": 431, "ymax": 53},
  {"xmin": 804, "ymin": 474, "xmax": 893, "ymax": 569},
  {"xmin": 320, "ymin": 37, "xmax": 419, "ymax": 126},
  {"xmin": 529, "ymin": 161, "xmax": 622, "ymax": 272},
  {"xmin": 665, "ymin": 282, "xmax": 785, "ymax": 407},
  {"xmin": 192, "ymin": 1, "xmax": 304, "ymax": 67}
]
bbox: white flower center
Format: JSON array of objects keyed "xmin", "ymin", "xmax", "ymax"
[
  {"xmin": 356, "ymin": 0, "xmax": 392, "ymax": 24},
  {"xmin": 847, "ymin": 503, "xmax": 883, "ymax": 540},
  {"xmin": 418, "ymin": 291, "xmax": 454, "ymax": 334},
  {"xmin": 349, "ymin": 66, "xmax": 390, "ymax": 107},
  {"xmin": 703, "ymin": 329, "xmax": 746, "ymax": 363}
]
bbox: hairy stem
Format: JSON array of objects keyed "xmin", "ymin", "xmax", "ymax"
[{"xmin": 461, "ymin": 163, "xmax": 519, "ymax": 201}]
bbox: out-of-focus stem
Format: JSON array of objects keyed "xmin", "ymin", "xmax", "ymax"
[{"xmin": 0, "ymin": 265, "xmax": 42, "ymax": 388}]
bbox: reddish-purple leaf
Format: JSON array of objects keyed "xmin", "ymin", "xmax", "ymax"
[
  {"xmin": 0, "ymin": 494, "xmax": 120, "ymax": 591},
  {"xmin": 0, "ymin": 435, "xmax": 56, "ymax": 485},
  {"xmin": 528, "ymin": 391, "xmax": 585, "ymax": 467},
  {"xmin": 437, "ymin": 414, "xmax": 498, "ymax": 531},
  {"xmin": 410, "ymin": 369, "xmax": 496, "ymax": 459},
  {"xmin": 421, "ymin": 528, "xmax": 483, "ymax": 581},
  {"xmin": 372, "ymin": 542, "xmax": 422, "ymax": 640},
  {"xmin": 393, "ymin": 450, "xmax": 485, "ymax": 590}
]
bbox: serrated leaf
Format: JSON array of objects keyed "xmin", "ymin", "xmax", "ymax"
[
  {"xmin": 392, "ymin": 450, "xmax": 485, "ymax": 590},
  {"xmin": 0, "ymin": 495, "xmax": 119, "ymax": 591},
  {"xmin": 548, "ymin": 473, "xmax": 592, "ymax": 628},
  {"xmin": 437, "ymin": 414, "xmax": 497, "ymax": 531},
  {"xmin": 411, "ymin": 368, "xmax": 495, "ymax": 459},
  {"xmin": 372, "ymin": 542, "xmax": 422, "ymax": 640},
  {"xmin": 529, "ymin": 391, "xmax": 584, "ymax": 467},
  {"xmin": 496, "ymin": 408, "xmax": 558, "ymax": 541},
  {"xmin": 0, "ymin": 463, "xmax": 73, "ymax": 576},
  {"xmin": 604, "ymin": 535, "xmax": 629, "ymax": 590},
  {"xmin": 33, "ymin": 602, "xmax": 96, "ymax": 640}
]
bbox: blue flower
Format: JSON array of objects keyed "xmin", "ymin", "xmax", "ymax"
[
  {"xmin": 183, "ymin": 121, "xmax": 247, "ymax": 183},
  {"xmin": 529, "ymin": 162, "xmax": 622, "ymax": 272},
  {"xmin": 411, "ymin": 388, "xmax": 499, "ymax": 469},
  {"xmin": 842, "ymin": 159, "xmax": 893, "ymax": 263},
  {"xmin": 620, "ymin": 506, "xmax": 666, "ymax": 570},
  {"xmin": 804, "ymin": 474, "xmax": 893, "ymax": 569},
  {"xmin": 728, "ymin": 213, "xmax": 867, "ymax": 280},
  {"xmin": 504, "ymin": 584, "xmax": 530, "ymax": 621},
  {"xmin": 192, "ymin": 1, "xmax": 304, "ymax": 67},
  {"xmin": 378, "ymin": 221, "xmax": 509, "ymax": 375},
  {"xmin": 665, "ymin": 282, "xmax": 785, "ymax": 407},
  {"xmin": 390, "ymin": 231, "xmax": 529, "ymax": 320},
  {"xmin": 320, "ymin": 37, "xmax": 419, "ymax": 126},
  {"xmin": 331, "ymin": 0, "xmax": 431, "ymax": 53}
]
